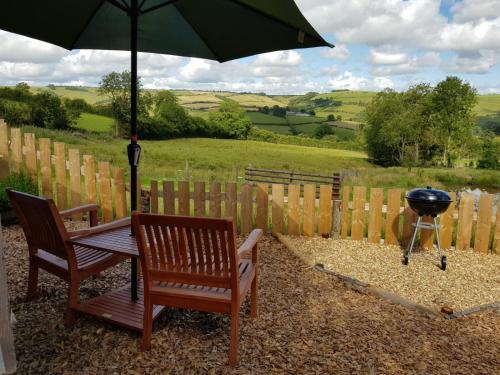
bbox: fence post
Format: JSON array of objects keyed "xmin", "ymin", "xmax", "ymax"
[
  {"xmin": 23, "ymin": 133, "xmax": 37, "ymax": 179},
  {"xmin": 195, "ymin": 181, "xmax": 206, "ymax": 217},
  {"xmin": 39, "ymin": 138, "xmax": 52, "ymax": 198},
  {"xmin": 367, "ymin": 188, "xmax": 383, "ymax": 244},
  {"xmin": 210, "ymin": 182, "xmax": 221, "ymax": 218},
  {"xmin": 0, "ymin": 121, "xmax": 9, "ymax": 179},
  {"xmin": 53, "ymin": 142, "xmax": 67, "ymax": 209},
  {"xmin": 98, "ymin": 162, "xmax": 112, "ymax": 222},
  {"xmin": 303, "ymin": 184, "xmax": 315, "ymax": 237},
  {"xmin": 341, "ymin": 186, "xmax": 350, "ymax": 239},
  {"xmin": 83, "ymin": 155, "xmax": 97, "ymax": 204},
  {"xmin": 9, "ymin": 128, "xmax": 22, "ymax": 173},
  {"xmin": 474, "ymin": 194, "xmax": 493, "ymax": 253},
  {"xmin": 438, "ymin": 192, "xmax": 456, "ymax": 249},
  {"xmin": 224, "ymin": 182, "xmax": 236, "ymax": 220},
  {"xmin": 0, "ymin": 224, "xmax": 17, "ymax": 374},
  {"xmin": 256, "ymin": 183, "xmax": 269, "ymax": 232},
  {"xmin": 150, "ymin": 180, "xmax": 159, "ymax": 214},
  {"xmin": 331, "ymin": 199, "xmax": 342, "ymax": 239},
  {"xmin": 163, "ymin": 181, "xmax": 175, "ymax": 215},
  {"xmin": 113, "ymin": 168, "xmax": 127, "ymax": 219},
  {"xmin": 240, "ymin": 184, "xmax": 253, "ymax": 234},
  {"xmin": 178, "ymin": 181, "xmax": 190, "ymax": 216},
  {"xmin": 272, "ymin": 184, "xmax": 284, "ymax": 235},
  {"xmin": 287, "ymin": 184, "xmax": 300, "ymax": 235},
  {"xmin": 318, "ymin": 185, "xmax": 332, "ymax": 237},
  {"xmin": 68, "ymin": 149, "xmax": 81, "ymax": 219},
  {"xmin": 351, "ymin": 186, "xmax": 366, "ymax": 241},
  {"xmin": 456, "ymin": 193, "xmax": 474, "ymax": 250},
  {"xmin": 385, "ymin": 189, "xmax": 402, "ymax": 245},
  {"xmin": 494, "ymin": 202, "xmax": 500, "ymax": 253}
]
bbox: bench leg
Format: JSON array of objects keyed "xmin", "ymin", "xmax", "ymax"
[
  {"xmin": 26, "ymin": 261, "xmax": 39, "ymax": 301},
  {"xmin": 142, "ymin": 298, "xmax": 152, "ymax": 350},
  {"xmin": 229, "ymin": 307, "xmax": 239, "ymax": 366},
  {"xmin": 64, "ymin": 279, "xmax": 79, "ymax": 327}
]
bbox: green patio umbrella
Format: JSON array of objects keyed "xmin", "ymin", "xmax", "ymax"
[{"xmin": 0, "ymin": 0, "xmax": 332, "ymax": 299}]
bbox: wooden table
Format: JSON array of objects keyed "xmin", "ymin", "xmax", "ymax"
[{"xmin": 68, "ymin": 226, "xmax": 164, "ymax": 332}]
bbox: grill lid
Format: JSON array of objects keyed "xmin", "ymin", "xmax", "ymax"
[{"xmin": 406, "ymin": 186, "xmax": 452, "ymax": 202}]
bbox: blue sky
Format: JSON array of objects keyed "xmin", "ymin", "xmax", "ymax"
[{"xmin": 0, "ymin": 0, "xmax": 499, "ymax": 94}]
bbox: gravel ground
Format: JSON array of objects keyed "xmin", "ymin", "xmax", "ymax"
[
  {"xmin": 283, "ymin": 236, "xmax": 500, "ymax": 312},
  {"xmin": 2, "ymin": 224, "xmax": 499, "ymax": 374}
]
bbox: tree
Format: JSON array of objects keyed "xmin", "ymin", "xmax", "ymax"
[
  {"xmin": 327, "ymin": 114, "xmax": 335, "ymax": 121},
  {"xmin": 31, "ymin": 91, "xmax": 72, "ymax": 129},
  {"xmin": 477, "ymin": 133, "xmax": 500, "ymax": 170},
  {"xmin": 314, "ymin": 123, "xmax": 334, "ymax": 139},
  {"xmin": 429, "ymin": 76, "xmax": 477, "ymax": 167},
  {"xmin": 209, "ymin": 101, "xmax": 253, "ymax": 139}
]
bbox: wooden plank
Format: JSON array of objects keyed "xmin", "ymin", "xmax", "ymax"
[
  {"xmin": 341, "ymin": 186, "xmax": 350, "ymax": 239},
  {"xmin": 224, "ymin": 182, "xmax": 237, "ymax": 220},
  {"xmin": 385, "ymin": 189, "xmax": 401, "ymax": 245},
  {"xmin": 39, "ymin": 138, "xmax": 52, "ymax": 198},
  {"xmin": 68, "ymin": 149, "xmax": 81, "ymax": 218},
  {"xmin": 136, "ymin": 173, "xmax": 142, "ymax": 212},
  {"xmin": 178, "ymin": 181, "xmax": 190, "ymax": 216},
  {"xmin": 420, "ymin": 215, "xmax": 434, "ymax": 249},
  {"xmin": 23, "ymin": 133, "xmax": 37, "ymax": 179},
  {"xmin": 83, "ymin": 155, "xmax": 97, "ymax": 204},
  {"xmin": 113, "ymin": 168, "xmax": 126, "ymax": 219},
  {"xmin": 456, "ymin": 193, "xmax": 474, "ymax": 251},
  {"xmin": 438, "ymin": 192, "xmax": 456, "ymax": 250},
  {"xmin": 494, "ymin": 202, "xmax": 500, "ymax": 253},
  {"xmin": 98, "ymin": 162, "xmax": 112, "ymax": 223},
  {"xmin": 150, "ymin": 180, "xmax": 159, "ymax": 214},
  {"xmin": 53, "ymin": 142, "xmax": 67, "ymax": 209},
  {"xmin": 0, "ymin": 120, "xmax": 9, "ymax": 179},
  {"xmin": 0, "ymin": 226, "xmax": 17, "ymax": 374},
  {"xmin": 350, "ymin": 186, "xmax": 366, "ymax": 241},
  {"xmin": 194, "ymin": 181, "xmax": 206, "ymax": 217},
  {"xmin": 271, "ymin": 184, "xmax": 284, "ymax": 235},
  {"xmin": 474, "ymin": 193, "xmax": 494, "ymax": 253},
  {"xmin": 287, "ymin": 184, "xmax": 300, "ymax": 235},
  {"xmin": 303, "ymin": 184, "xmax": 315, "ymax": 237},
  {"xmin": 240, "ymin": 183, "xmax": 253, "ymax": 234},
  {"xmin": 255, "ymin": 183, "xmax": 269, "ymax": 231},
  {"xmin": 209, "ymin": 182, "xmax": 221, "ymax": 218},
  {"xmin": 332, "ymin": 200, "xmax": 342, "ymax": 239},
  {"xmin": 367, "ymin": 188, "xmax": 383, "ymax": 244},
  {"xmin": 318, "ymin": 185, "xmax": 333, "ymax": 237},
  {"xmin": 402, "ymin": 196, "xmax": 417, "ymax": 247},
  {"xmin": 163, "ymin": 181, "xmax": 175, "ymax": 215},
  {"xmin": 9, "ymin": 128, "xmax": 22, "ymax": 173}
]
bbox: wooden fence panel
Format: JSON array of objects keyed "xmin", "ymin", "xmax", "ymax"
[
  {"xmin": 351, "ymin": 186, "xmax": 366, "ymax": 241},
  {"xmin": 178, "ymin": 181, "xmax": 190, "ymax": 216},
  {"xmin": 39, "ymin": 138, "xmax": 52, "ymax": 198},
  {"xmin": 303, "ymin": 184, "xmax": 315, "ymax": 237},
  {"xmin": 240, "ymin": 183, "xmax": 253, "ymax": 234},
  {"xmin": 439, "ymin": 192, "xmax": 456, "ymax": 249},
  {"xmin": 420, "ymin": 215, "xmax": 434, "ymax": 249},
  {"xmin": 163, "ymin": 181, "xmax": 175, "ymax": 215},
  {"xmin": 341, "ymin": 186, "xmax": 350, "ymax": 239},
  {"xmin": 9, "ymin": 128, "xmax": 22, "ymax": 173},
  {"xmin": 98, "ymin": 162, "xmax": 112, "ymax": 222},
  {"xmin": 256, "ymin": 183, "xmax": 269, "ymax": 231},
  {"xmin": 367, "ymin": 188, "xmax": 383, "ymax": 244},
  {"xmin": 0, "ymin": 121, "xmax": 9, "ymax": 179},
  {"xmin": 210, "ymin": 182, "xmax": 221, "ymax": 218},
  {"xmin": 402, "ymin": 198, "xmax": 417, "ymax": 247},
  {"xmin": 150, "ymin": 180, "xmax": 159, "ymax": 214},
  {"xmin": 474, "ymin": 194, "xmax": 494, "ymax": 253},
  {"xmin": 53, "ymin": 142, "xmax": 67, "ymax": 209},
  {"xmin": 272, "ymin": 184, "xmax": 284, "ymax": 235},
  {"xmin": 225, "ymin": 182, "xmax": 237, "ymax": 220},
  {"xmin": 494, "ymin": 203, "xmax": 500, "ymax": 253},
  {"xmin": 136, "ymin": 174, "xmax": 142, "ymax": 212},
  {"xmin": 456, "ymin": 193, "xmax": 474, "ymax": 250},
  {"xmin": 287, "ymin": 184, "xmax": 300, "ymax": 235},
  {"xmin": 194, "ymin": 181, "xmax": 206, "ymax": 217},
  {"xmin": 24, "ymin": 133, "xmax": 37, "ymax": 179},
  {"xmin": 318, "ymin": 185, "xmax": 332, "ymax": 237},
  {"xmin": 68, "ymin": 149, "xmax": 81, "ymax": 218},
  {"xmin": 385, "ymin": 189, "xmax": 401, "ymax": 245},
  {"xmin": 83, "ymin": 155, "xmax": 96, "ymax": 204},
  {"xmin": 113, "ymin": 168, "xmax": 126, "ymax": 219}
]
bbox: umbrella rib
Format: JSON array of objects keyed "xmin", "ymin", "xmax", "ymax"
[
  {"xmin": 173, "ymin": 4, "xmax": 221, "ymax": 61},
  {"xmin": 107, "ymin": 0, "xmax": 130, "ymax": 13},
  {"xmin": 70, "ymin": 0, "xmax": 108, "ymax": 49},
  {"xmin": 232, "ymin": 0, "xmax": 333, "ymax": 48},
  {"xmin": 141, "ymin": 0, "xmax": 182, "ymax": 15}
]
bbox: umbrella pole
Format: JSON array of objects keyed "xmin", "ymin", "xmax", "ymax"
[{"xmin": 127, "ymin": 0, "xmax": 140, "ymax": 302}]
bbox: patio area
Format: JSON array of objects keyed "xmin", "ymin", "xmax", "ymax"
[{"xmin": 3, "ymin": 222, "xmax": 499, "ymax": 374}]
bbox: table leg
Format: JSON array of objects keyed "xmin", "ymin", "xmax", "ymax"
[{"xmin": 131, "ymin": 258, "xmax": 138, "ymax": 301}]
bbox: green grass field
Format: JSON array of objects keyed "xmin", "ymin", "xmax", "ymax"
[
  {"xmin": 246, "ymin": 111, "xmax": 288, "ymax": 124},
  {"xmin": 30, "ymin": 86, "xmax": 107, "ymax": 105},
  {"xmin": 75, "ymin": 113, "xmax": 115, "ymax": 133},
  {"xmin": 286, "ymin": 115, "xmax": 328, "ymax": 125},
  {"xmin": 255, "ymin": 124, "xmax": 292, "ymax": 134}
]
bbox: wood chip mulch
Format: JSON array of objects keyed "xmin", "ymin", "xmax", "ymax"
[
  {"xmin": 282, "ymin": 236, "xmax": 500, "ymax": 312},
  {"xmin": 2, "ymin": 224, "xmax": 499, "ymax": 374}
]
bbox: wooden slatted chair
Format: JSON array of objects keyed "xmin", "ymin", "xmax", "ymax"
[
  {"xmin": 132, "ymin": 212, "xmax": 263, "ymax": 366},
  {"xmin": 7, "ymin": 189, "xmax": 130, "ymax": 325}
]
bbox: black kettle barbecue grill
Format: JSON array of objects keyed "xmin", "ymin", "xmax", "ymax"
[{"xmin": 404, "ymin": 186, "xmax": 453, "ymax": 270}]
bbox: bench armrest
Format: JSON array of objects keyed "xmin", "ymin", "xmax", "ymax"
[
  {"xmin": 237, "ymin": 229, "xmax": 263, "ymax": 260},
  {"xmin": 60, "ymin": 204, "xmax": 99, "ymax": 226},
  {"xmin": 68, "ymin": 217, "xmax": 131, "ymax": 239}
]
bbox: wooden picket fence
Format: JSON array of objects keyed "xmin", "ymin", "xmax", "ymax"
[{"xmin": 1, "ymin": 122, "xmax": 499, "ymax": 254}]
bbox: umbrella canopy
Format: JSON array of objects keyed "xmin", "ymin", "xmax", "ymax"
[{"xmin": 0, "ymin": 0, "xmax": 332, "ymax": 211}]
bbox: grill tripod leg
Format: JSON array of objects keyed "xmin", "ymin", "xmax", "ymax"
[
  {"xmin": 434, "ymin": 217, "xmax": 447, "ymax": 270},
  {"xmin": 404, "ymin": 216, "xmax": 421, "ymax": 264}
]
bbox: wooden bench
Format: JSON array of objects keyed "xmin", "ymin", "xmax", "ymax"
[{"xmin": 245, "ymin": 167, "xmax": 342, "ymax": 200}]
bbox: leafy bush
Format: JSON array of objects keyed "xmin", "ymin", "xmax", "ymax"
[{"xmin": 0, "ymin": 172, "xmax": 38, "ymax": 212}]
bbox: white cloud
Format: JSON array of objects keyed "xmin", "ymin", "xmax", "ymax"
[
  {"xmin": 369, "ymin": 50, "xmax": 409, "ymax": 65},
  {"xmin": 446, "ymin": 50, "xmax": 500, "ymax": 74},
  {"xmin": 180, "ymin": 59, "xmax": 222, "ymax": 83},
  {"xmin": 0, "ymin": 30, "xmax": 67, "ymax": 63},
  {"xmin": 451, "ymin": 0, "xmax": 500, "ymax": 22},
  {"xmin": 253, "ymin": 50, "xmax": 302, "ymax": 66},
  {"xmin": 322, "ymin": 44, "xmax": 351, "ymax": 61},
  {"xmin": 328, "ymin": 71, "xmax": 394, "ymax": 91}
]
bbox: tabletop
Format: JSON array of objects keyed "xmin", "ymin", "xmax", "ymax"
[{"xmin": 68, "ymin": 226, "xmax": 138, "ymax": 257}]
